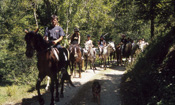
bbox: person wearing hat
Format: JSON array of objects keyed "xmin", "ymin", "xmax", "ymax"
[
  {"xmin": 84, "ymin": 34, "xmax": 96, "ymax": 59},
  {"xmin": 120, "ymin": 34, "xmax": 127, "ymax": 55},
  {"xmin": 69, "ymin": 27, "xmax": 84, "ymax": 59},
  {"xmin": 98, "ymin": 35, "xmax": 106, "ymax": 47},
  {"xmin": 85, "ymin": 34, "xmax": 94, "ymax": 48},
  {"xmin": 70, "ymin": 27, "xmax": 80, "ymax": 45},
  {"xmin": 98, "ymin": 35, "xmax": 106, "ymax": 58}
]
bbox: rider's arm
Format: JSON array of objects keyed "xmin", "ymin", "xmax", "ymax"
[
  {"xmin": 53, "ymin": 36, "xmax": 63, "ymax": 45},
  {"xmin": 103, "ymin": 40, "xmax": 106, "ymax": 46},
  {"xmin": 44, "ymin": 27, "xmax": 49, "ymax": 41},
  {"xmin": 78, "ymin": 33, "xmax": 80, "ymax": 45},
  {"xmin": 52, "ymin": 26, "xmax": 64, "ymax": 45}
]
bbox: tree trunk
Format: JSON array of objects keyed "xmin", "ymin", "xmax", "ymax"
[{"xmin": 150, "ymin": 1, "xmax": 155, "ymax": 39}]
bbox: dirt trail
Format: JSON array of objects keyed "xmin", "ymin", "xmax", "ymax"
[{"xmin": 20, "ymin": 64, "xmax": 125, "ymax": 105}]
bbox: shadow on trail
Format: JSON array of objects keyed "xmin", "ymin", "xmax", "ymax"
[
  {"xmin": 18, "ymin": 62, "xmax": 125, "ymax": 105},
  {"xmin": 69, "ymin": 74, "xmax": 123, "ymax": 105},
  {"xmin": 19, "ymin": 81, "xmax": 82, "ymax": 105}
]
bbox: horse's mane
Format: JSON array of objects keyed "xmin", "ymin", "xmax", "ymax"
[{"xmin": 25, "ymin": 31, "xmax": 49, "ymax": 51}]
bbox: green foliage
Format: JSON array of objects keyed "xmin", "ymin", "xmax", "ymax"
[
  {"xmin": 0, "ymin": 0, "xmax": 175, "ymax": 104},
  {"xmin": 120, "ymin": 27, "xmax": 175, "ymax": 105}
]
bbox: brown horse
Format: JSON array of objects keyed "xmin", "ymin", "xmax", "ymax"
[
  {"xmin": 24, "ymin": 29, "xmax": 72, "ymax": 105},
  {"xmin": 116, "ymin": 42, "xmax": 132, "ymax": 65},
  {"xmin": 116, "ymin": 43, "xmax": 122, "ymax": 66},
  {"xmin": 69, "ymin": 44, "xmax": 82, "ymax": 78}
]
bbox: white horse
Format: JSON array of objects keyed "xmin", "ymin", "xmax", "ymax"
[
  {"xmin": 100, "ymin": 42, "xmax": 116, "ymax": 70},
  {"xmin": 138, "ymin": 41, "xmax": 149, "ymax": 52}
]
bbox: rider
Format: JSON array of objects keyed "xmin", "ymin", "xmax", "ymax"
[
  {"xmin": 44, "ymin": 15, "xmax": 65, "ymax": 61},
  {"xmin": 120, "ymin": 34, "xmax": 127, "ymax": 55},
  {"xmin": 98, "ymin": 35, "xmax": 106, "ymax": 58},
  {"xmin": 84, "ymin": 34, "xmax": 96, "ymax": 58},
  {"xmin": 85, "ymin": 34, "xmax": 94, "ymax": 48},
  {"xmin": 43, "ymin": 15, "xmax": 71, "ymax": 82},
  {"xmin": 69, "ymin": 27, "xmax": 84, "ymax": 59}
]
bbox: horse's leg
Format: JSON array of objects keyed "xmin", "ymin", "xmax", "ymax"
[
  {"xmin": 78, "ymin": 62, "xmax": 82, "ymax": 78},
  {"xmin": 108, "ymin": 56, "xmax": 110, "ymax": 65},
  {"xmin": 55, "ymin": 73, "xmax": 59, "ymax": 102},
  {"xmin": 92, "ymin": 59, "xmax": 95, "ymax": 73},
  {"xmin": 90, "ymin": 60, "xmax": 92, "ymax": 69},
  {"xmin": 85, "ymin": 56, "xmax": 88, "ymax": 71},
  {"xmin": 60, "ymin": 74, "xmax": 64, "ymax": 98},
  {"xmin": 121, "ymin": 55, "xmax": 123, "ymax": 66},
  {"xmin": 36, "ymin": 73, "xmax": 45, "ymax": 105},
  {"xmin": 74, "ymin": 63, "xmax": 76, "ymax": 77},
  {"xmin": 94, "ymin": 58, "xmax": 97, "ymax": 70},
  {"xmin": 50, "ymin": 77, "xmax": 55, "ymax": 105},
  {"xmin": 45, "ymin": 76, "xmax": 50, "ymax": 91},
  {"xmin": 71, "ymin": 61, "xmax": 74, "ymax": 76},
  {"xmin": 104, "ymin": 57, "xmax": 106, "ymax": 70}
]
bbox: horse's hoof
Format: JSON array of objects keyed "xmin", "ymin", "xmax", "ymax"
[
  {"xmin": 55, "ymin": 97, "xmax": 60, "ymax": 102},
  {"xmin": 39, "ymin": 98, "xmax": 45, "ymax": 105},
  {"xmin": 50, "ymin": 102, "xmax": 55, "ymax": 105},
  {"xmin": 60, "ymin": 94, "xmax": 64, "ymax": 98}
]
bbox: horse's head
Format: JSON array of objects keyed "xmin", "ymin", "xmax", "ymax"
[
  {"xmin": 69, "ymin": 44, "xmax": 81, "ymax": 58},
  {"xmin": 24, "ymin": 28, "xmax": 39, "ymax": 58},
  {"xmin": 108, "ymin": 42, "xmax": 116, "ymax": 51}
]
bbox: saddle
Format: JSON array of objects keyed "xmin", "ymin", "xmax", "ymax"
[
  {"xmin": 51, "ymin": 48, "xmax": 68, "ymax": 61},
  {"xmin": 52, "ymin": 48, "xmax": 59, "ymax": 61}
]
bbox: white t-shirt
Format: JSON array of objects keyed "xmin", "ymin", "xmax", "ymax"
[{"xmin": 85, "ymin": 40, "xmax": 93, "ymax": 46}]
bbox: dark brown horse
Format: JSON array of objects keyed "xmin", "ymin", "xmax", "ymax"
[
  {"xmin": 116, "ymin": 42, "xmax": 132, "ymax": 65},
  {"xmin": 116, "ymin": 43, "xmax": 122, "ymax": 66},
  {"xmin": 69, "ymin": 44, "xmax": 82, "ymax": 78},
  {"xmin": 24, "ymin": 29, "xmax": 72, "ymax": 105}
]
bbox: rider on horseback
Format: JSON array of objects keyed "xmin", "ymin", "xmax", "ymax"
[
  {"xmin": 98, "ymin": 35, "xmax": 106, "ymax": 58},
  {"xmin": 121, "ymin": 34, "xmax": 127, "ymax": 55},
  {"xmin": 43, "ymin": 15, "xmax": 70, "ymax": 75},
  {"xmin": 85, "ymin": 34, "xmax": 94, "ymax": 48},
  {"xmin": 84, "ymin": 35, "xmax": 96, "ymax": 58},
  {"xmin": 69, "ymin": 27, "xmax": 84, "ymax": 59}
]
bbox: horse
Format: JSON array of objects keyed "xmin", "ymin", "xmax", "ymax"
[
  {"xmin": 24, "ymin": 29, "xmax": 73, "ymax": 105},
  {"xmin": 131, "ymin": 42, "xmax": 140, "ymax": 63},
  {"xmin": 99, "ymin": 43, "xmax": 115, "ymax": 70},
  {"xmin": 116, "ymin": 42, "xmax": 132, "ymax": 66},
  {"xmin": 69, "ymin": 44, "xmax": 82, "ymax": 78},
  {"xmin": 107, "ymin": 42, "xmax": 116, "ymax": 64},
  {"xmin": 116, "ymin": 43, "xmax": 122, "ymax": 66},
  {"xmin": 84, "ymin": 43, "xmax": 97, "ymax": 72}
]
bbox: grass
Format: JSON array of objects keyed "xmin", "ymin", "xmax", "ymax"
[{"xmin": 0, "ymin": 80, "xmax": 48, "ymax": 105}]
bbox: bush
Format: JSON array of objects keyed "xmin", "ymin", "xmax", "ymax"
[{"xmin": 120, "ymin": 28, "xmax": 175, "ymax": 105}]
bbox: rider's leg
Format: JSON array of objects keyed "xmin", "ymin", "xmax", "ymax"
[{"xmin": 80, "ymin": 47, "xmax": 84, "ymax": 59}]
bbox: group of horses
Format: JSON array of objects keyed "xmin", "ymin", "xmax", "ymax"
[{"xmin": 24, "ymin": 29, "xmax": 148, "ymax": 105}]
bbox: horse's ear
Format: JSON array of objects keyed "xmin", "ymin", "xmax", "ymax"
[
  {"xmin": 25, "ymin": 29, "xmax": 28, "ymax": 33},
  {"xmin": 34, "ymin": 28, "xmax": 39, "ymax": 33}
]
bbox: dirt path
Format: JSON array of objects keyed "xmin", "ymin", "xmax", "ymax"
[{"xmin": 20, "ymin": 64, "xmax": 125, "ymax": 105}]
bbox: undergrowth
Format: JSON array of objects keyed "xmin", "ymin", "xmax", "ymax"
[{"xmin": 120, "ymin": 27, "xmax": 175, "ymax": 105}]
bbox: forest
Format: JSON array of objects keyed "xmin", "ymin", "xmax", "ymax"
[{"xmin": 0, "ymin": 0, "xmax": 175, "ymax": 104}]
